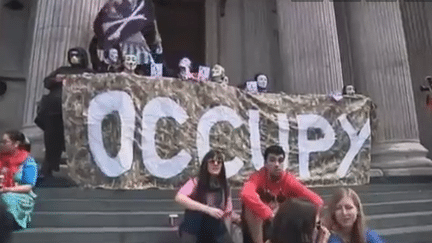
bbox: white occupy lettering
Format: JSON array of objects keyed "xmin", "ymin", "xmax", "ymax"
[
  {"xmin": 249, "ymin": 109, "xmax": 264, "ymax": 170},
  {"xmin": 336, "ymin": 114, "xmax": 371, "ymax": 177},
  {"xmin": 86, "ymin": 93, "xmax": 368, "ymax": 180},
  {"xmin": 250, "ymin": 112, "xmax": 290, "ymax": 170},
  {"xmin": 141, "ymin": 97, "xmax": 192, "ymax": 179},
  {"xmin": 277, "ymin": 113, "xmax": 290, "ymax": 170},
  {"xmin": 197, "ymin": 106, "xmax": 244, "ymax": 178},
  {"xmin": 297, "ymin": 114, "xmax": 336, "ymax": 179},
  {"xmin": 87, "ymin": 91, "xmax": 135, "ymax": 177}
]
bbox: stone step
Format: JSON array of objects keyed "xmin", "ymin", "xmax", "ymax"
[
  {"xmin": 33, "ymin": 183, "xmax": 432, "ymax": 200},
  {"xmin": 366, "ymin": 211, "xmax": 432, "ymax": 230},
  {"xmin": 33, "ymin": 196, "xmax": 432, "ymax": 214},
  {"xmin": 377, "ymin": 224, "xmax": 432, "ymax": 243},
  {"xmin": 14, "ymin": 183, "xmax": 432, "ymax": 243},
  {"xmin": 364, "ymin": 199, "xmax": 432, "ymax": 215},
  {"xmin": 14, "ymin": 224, "xmax": 432, "ymax": 243},
  {"xmin": 34, "ymin": 188, "xmax": 432, "ymax": 204},
  {"xmin": 30, "ymin": 209, "xmax": 432, "ymax": 230},
  {"xmin": 12, "ymin": 227, "xmax": 179, "ymax": 243}
]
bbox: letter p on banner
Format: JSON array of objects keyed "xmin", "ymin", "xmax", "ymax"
[{"xmin": 297, "ymin": 114, "xmax": 335, "ymax": 179}]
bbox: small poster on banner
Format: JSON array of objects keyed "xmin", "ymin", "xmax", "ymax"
[
  {"xmin": 151, "ymin": 63, "xmax": 163, "ymax": 78},
  {"xmin": 198, "ymin": 66, "xmax": 210, "ymax": 82},
  {"xmin": 330, "ymin": 91, "xmax": 343, "ymax": 102},
  {"xmin": 246, "ymin": 81, "xmax": 258, "ymax": 94}
]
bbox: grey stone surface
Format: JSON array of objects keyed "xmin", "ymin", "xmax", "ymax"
[
  {"xmin": 22, "ymin": 0, "xmax": 107, "ymax": 127},
  {"xmin": 19, "ymin": 0, "xmax": 107, "ymax": 165},
  {"xmin": 340, "ymin": 1, "xmax": 432, "ymax": 176},
  {"xmin": 399, "ymin": 2, "xmax": 432, "ymax": 160},
  {"xmin": 275, "ymin": 0, "xmax": 343, "ymax": 94},
  {"xmin": 11, "ymin": 183, "xmax": 432, "ymax": 243}
]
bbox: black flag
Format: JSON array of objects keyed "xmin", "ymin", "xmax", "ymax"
[{"xmin": 94, "ymin": 0, "xmax": 156, "ymax": 51}]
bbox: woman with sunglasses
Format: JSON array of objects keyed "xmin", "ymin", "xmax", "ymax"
[
  {"xmin": 0, "ymin": 130, "xmax": 38, "ymax": 231},
  {"xmin": 323, "ymin": 188, "xmax": 385, "ymax": 243},
  {"xmin": 175, "ymin": 150, "xmax": 241, "ymax": 243},
  {"xmin": 266, "ymin": 198, "xmax": 330, "ymax": 243}
]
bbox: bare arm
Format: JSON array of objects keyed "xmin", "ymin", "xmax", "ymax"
[
  {"xmin": 175, "ymin": 193, "xmax": 210, "ymax": 214},
  {"xmin": 175, "ymin": 192, "xmax": 224, "ymax": 219}
]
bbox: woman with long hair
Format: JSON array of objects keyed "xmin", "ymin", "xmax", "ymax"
[
  {"xmin": 0, "ymin": 130, "xmax": 38, "ymax": 231},
  {"xmin": 267, "ymin": 198, "xmax": 329, "ymax": 243},
  {"xmin": 175, "ymin": 150, "xmax": 240, "ymax": 243},
  {"xmin": 324, "ymin": 188, "xmax": 385, "ymax": 243}
]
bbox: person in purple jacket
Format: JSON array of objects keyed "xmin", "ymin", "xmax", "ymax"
[{"xmin": 323, "ymin": 188, "xmax": 385, "ymax": 243}]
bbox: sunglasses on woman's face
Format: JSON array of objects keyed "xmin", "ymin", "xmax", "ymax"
[{"xmin": 208, "ymin": 159, "xmax": 223, "ymax": 165}]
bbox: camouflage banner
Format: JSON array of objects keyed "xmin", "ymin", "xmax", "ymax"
[{"xmin": 63, "ymin": 73, "xmax": 374, "ymax": 189}]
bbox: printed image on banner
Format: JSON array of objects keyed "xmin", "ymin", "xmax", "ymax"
[{"xmin": 63, "ymin": 73, "xmax": 375, "ymax": 189}]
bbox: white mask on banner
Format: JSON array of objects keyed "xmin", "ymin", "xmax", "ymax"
[
  {"xmin": 179, "ymin": 58, "xmax": 192, "ymax": 69},
  {"xmin": 124, "ymin": 54, "xmax": 138, "ymax": 72},
  {"xmin": 179, "ymin": 58, "xmax": 192, "ymax": 79},
  {"xmin": 345, "ymin": 85, "xmax": 355, "ymax": 96},
  {"xmin": 109, "ymin": 48, "xmax": 119, "ymax": 63},
  {"xmin": 70, "ymin": 55, "xmax": 80, "ymax": 65},
  {"xmin": 256, "ymin": 75, "xmax": 268, "ymax": 89},
  {"xmin": 211, "ymin": 64, "xmax": 224, "ymax": 79}
]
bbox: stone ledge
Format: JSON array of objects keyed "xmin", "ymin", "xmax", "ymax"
[
  {"xmin": 372, "ymin": 158, "xmax": 432, "ymax": 169},
  {"xmin": 371, "ymin": 140, "xmax": 432, "ymax": 177},
  {"xmin": 383, "ymin": 168, "xmax": 432, "ymax": 177}
]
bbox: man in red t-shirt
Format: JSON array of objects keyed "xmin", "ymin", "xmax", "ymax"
[{"xmin": 240, "ymin": 145, "xmax": 324, "ymax": 243}]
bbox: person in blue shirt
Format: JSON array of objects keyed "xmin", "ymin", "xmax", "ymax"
[{"xmin": 323, "ymin": 188, "xmax": 385, "ymax": 243}]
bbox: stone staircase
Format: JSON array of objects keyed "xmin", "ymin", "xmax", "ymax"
[{"xmin": 11, "ymin": 182, "xmax": 432, "ymax": 243}]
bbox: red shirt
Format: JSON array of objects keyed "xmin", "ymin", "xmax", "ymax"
[{"xmin": 240, "ymin": 168, "xmax": 323, "ymax": 220}]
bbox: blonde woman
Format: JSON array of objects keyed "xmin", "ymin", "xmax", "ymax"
[{"xmin": 324, "ymin": 188, "xmax": 385, "ymax": 243}]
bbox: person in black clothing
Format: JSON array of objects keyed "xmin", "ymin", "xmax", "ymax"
[{"xmin": 35, "ymin": 47, "xmax": 93, "ymax": 178}]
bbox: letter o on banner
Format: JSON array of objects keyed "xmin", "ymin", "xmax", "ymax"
[{"xmin": 87, "ymin": 91, "xmax": 135, "ymax": 177}]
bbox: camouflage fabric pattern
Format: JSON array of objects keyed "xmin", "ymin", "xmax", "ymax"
[{"xmin": 63, "ymin": 73, "xmax": 375, "ymax": 189}]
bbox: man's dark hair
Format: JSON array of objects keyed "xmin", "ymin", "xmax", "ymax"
[{"xmin": 264, "ymin": 145, "xmax": 285, "ymax": 162}]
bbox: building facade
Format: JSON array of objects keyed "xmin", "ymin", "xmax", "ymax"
[{"xmin": 1, "ymin": 0, "xmax": 432, "ymax": 177}]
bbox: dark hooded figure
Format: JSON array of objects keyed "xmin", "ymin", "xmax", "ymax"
[{"xmin": 35, "ymin": 47, "xmax": 93, "ymax": 178}]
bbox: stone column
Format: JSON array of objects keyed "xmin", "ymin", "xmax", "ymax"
[
  {"xmin": 21, "ymin": 0, "xmax": 107, "ymax": 159},
  {"xmin": 399, "ymin": 2, "xmax": 432, "ymax": 160},
  {"xmin": 242, "ymin": 0, "xmax": 281, "ymax": 91},
  {"xmin": 218, "ymin": 0, "xmax": 244, "ymax": 86},
  {"xmin": 275, "ymin": 0, "xmax": 343, "ymax": 94},
  {"xmin": 342, "ymin": 1, "xmax": 432, "ymax": 176},
  {"xmin": 205, "ymin": 0, "xmax": 218, "ymax": 67}
]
